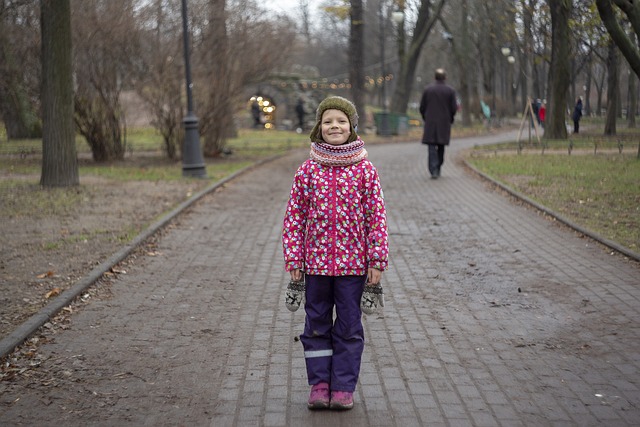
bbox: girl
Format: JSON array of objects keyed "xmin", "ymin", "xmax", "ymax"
[{"xmin": 282, "ymin": 96, "xmax": 389, "ymax": 410}]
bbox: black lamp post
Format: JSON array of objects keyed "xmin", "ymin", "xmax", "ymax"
[{"xmin": 180, "ymin": 0, "xmax": 206, "ymax": 178}]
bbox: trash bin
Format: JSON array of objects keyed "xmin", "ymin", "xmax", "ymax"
[
  {"xmin": 375, "ymin": 112, "xmax": 392, "ymax": 136},
  {"xmin": 395, "ymin": 115, "xmax": 409, "ymax": 135},
  {"xmin": 374, "ymin": 112, "xmax": 409, "ymax": 135}
]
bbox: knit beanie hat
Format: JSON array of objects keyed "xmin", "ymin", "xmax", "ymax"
[{"xmin": 309, "ymin": 96, "xmax": 359, "ymax": 143}]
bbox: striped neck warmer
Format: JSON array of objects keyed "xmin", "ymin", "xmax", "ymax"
[{"xmin": 310, "ymin": 138, "xmax": 368, "ymax": 167}]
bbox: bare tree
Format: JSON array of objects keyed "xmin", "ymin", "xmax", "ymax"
[
  {"xmin": 595, "ymin": 0, "xmax": 640, "ymax": 80},
  {"xmin": 438, "ymin": 0, "xmax": 472, "ymax": 126},
  {"xmin": 349, "ymin": 0, "xmax": 365, "ymax": 129},
  {"xmin": 544, "ymin": 0, "xmax": 571, "ymax": 139},
  {"xmin": 72, "ymin": 0, "xmax": 140, "ymax": 162},
  {"xmin": 40, "ymin": 0, "xmax": 78, "ymax": 187},
  {"xmin": 197, "ymin": 0, "xmax": 296, "ymax": 156},
  {"xmin": 390, "ymin": 0, "xmax": 446, "ymax": 115},
  {"xmin": 199, "ymin": 0, "xmax": 232, "ymax": 157},
  {"xmin": 134, "ymin": 0, "xmax": 184, "ymax": 159},
  {"xmin": 628, "ymin": 68, "xmax": 637, "ymax": 128},
  {"xmin": 604, "ymin": 38, "xmax": 619, "ymax": 135},
  {"xmin": 0, "ymin": 1, "xmax": 41, "ymax": 139}
]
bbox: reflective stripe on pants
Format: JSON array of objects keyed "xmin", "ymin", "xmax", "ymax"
[{"xmin": 300, "ymin": 274, "xmax": 365, "ymax": 392}]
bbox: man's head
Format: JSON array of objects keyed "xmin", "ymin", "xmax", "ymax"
[{"xmin": 435, "ymin": 68, "xmax": 447, "ymax": 81}]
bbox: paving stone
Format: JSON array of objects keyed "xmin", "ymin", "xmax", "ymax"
[{"xmin": 1, "ymin": 131, "xmax": 638, "ymax": 426}]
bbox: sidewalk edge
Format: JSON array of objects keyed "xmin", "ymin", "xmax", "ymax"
[
  {"xmin": 463, "ymin": 159, "xmax": 640, "ymax": 263},
  {"xmin": 0, "ymin": 154, "xmax": 284, "ymax": 359}
]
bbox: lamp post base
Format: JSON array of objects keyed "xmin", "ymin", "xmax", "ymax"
[{"xmin": 182, "ymin": 113, "xmax": 207, "ymax": 178}]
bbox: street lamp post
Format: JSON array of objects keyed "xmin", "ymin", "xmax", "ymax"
[{"xmin": 180, "ymin": 0, "xmax": 206, "ymax": 178}]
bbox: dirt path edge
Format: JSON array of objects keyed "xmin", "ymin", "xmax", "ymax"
[
  {"xmin": 0, "ymin": 154, "xmax": 284, "ymax": 359},
  {"xmin": 462, "ymin": 156, "xmax": 640, "ymax": 263}
]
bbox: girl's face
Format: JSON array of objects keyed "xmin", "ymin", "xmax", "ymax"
[{"xmin": 320, "ymin": 109, "xmax": 351, "ymax": 145}]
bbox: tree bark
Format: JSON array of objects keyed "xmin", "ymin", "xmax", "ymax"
[
  {"xmin": 595, "ymin": 0, "xmax": 640, "ymax": 80},
  {"xmin": 604, "ymin": 39, "xmax": 619, "ymax": 135},
  {"xmin": 349, "ymin": 0, "xmax": 365, "ymax": 130},
  {"xmin": 40, "ymin": 0, "xmax": 78, "ymax": 187},
  {"xmin": 390, "ymin": 0, "xmax": 445, "ymax": 115},
  {"xmin": 203, "ymin": 0, "xmax": 233, "ymax": 157},
  {"xmin": 0, "ymin": 5, "xmax": 41, "ymax": 139},
  {"xmin": 628, "ymin": 71, "xmax": 637, "ymax": 128},
  {"xmin": 438, "ymin": 0, "xmax": 471, "ymax": 126},
  {"xmin": 544, "ymin": 0, "xmax": 571, "ymax": 140}
]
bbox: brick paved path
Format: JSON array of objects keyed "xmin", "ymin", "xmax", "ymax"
[{"xmin": 1, "ymin": 133, "xmax": 639, "ymax": 426}]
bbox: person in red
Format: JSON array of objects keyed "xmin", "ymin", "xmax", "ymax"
[{"xmin": 539, "ymin": 101, "xmax": 546, "ymax": 128}]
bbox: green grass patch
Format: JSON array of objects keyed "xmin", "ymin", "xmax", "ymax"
[{"xmin": 467, "ymin": 151, "xmax": 640, "ymax": 253}]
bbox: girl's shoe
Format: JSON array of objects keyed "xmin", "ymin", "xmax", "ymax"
[
  {"xmin": 329, "ymin": 391, "xmax": 354, "ymax": 410},
  {"xmin": 308, "ymin": 382, "xmax": 330, "ymax": 409}
]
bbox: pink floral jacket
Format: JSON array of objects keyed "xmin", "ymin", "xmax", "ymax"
[{"xmin": 282, "ymin": 158, "xmax": 389, "ymax": 276}]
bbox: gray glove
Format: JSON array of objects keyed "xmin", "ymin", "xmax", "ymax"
[
  {"xmin": 284, "ymin": 279, "xmax": 305, "ymax": 312},
  {"xmin": 360, "ymin": 283, "xmax": 385, "ymax": 315}
]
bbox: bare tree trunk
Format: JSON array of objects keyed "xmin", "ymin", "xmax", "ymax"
[
  {"xmin": 604, "ymin": 39, "xmax": 619, "ymax": 135},
  {"xmin": 628, "ymin": 32, "xmax": 638, "ymax": 128},
  {"xmin": 390, "ymin": 0, "xmax": 445, "ymax": 114},
  {"xmin": 584, "ymin": 56, "xmax": 592, "ymax": 116},
  {"xmin": 595, "ymin": 70, "xmax": 605, "ymax": 115},
  {"xmin": 0, "ymin": 5, "xmax": 41, "ymax": 139},
  {"xmin": 544, "ymin": 0, "xmax": 571, "ymax": 140},
  {"xmin": 522, "ymin": 0, "xmax": 534, "ymax": 103},
  {"xmin": 628, "ymin": 71, "xmax": 637, "ymax": 128},
  {"xmin": 595, "ymin": 0, "xmax": 640, "ymax": 80},
  {"xmin": 458, "ymin": 0, "xmax": 472, "ymax": 126},
  {"xmin": 40, "ymin": 0, "xmax": 78, "ymax": 187},
  {"xmin": 440, "ymin": 0, "xmax": 471, "ymax": 126},
  {"xmin": 202, "ymin": 0, "xmax": 232, "ymax": 157},
  {"xmin": 349, "ymin": 0, "xmax": 365, "ymax": 130}
]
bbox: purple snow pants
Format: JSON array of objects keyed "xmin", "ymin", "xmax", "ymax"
[{"xmin": 300, "ymin": 274, "xmax": 366, "ymax": 392}]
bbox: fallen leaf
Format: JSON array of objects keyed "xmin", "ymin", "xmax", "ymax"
[
  {"xmin": 44, "ymin": 288, "xmax": 61, "ymax": 299},
  {"xmin": 36, "ymin": 271, "xmax": 55, "ymax": 279}
]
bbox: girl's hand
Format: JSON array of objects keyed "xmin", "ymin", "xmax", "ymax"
[
  {"xmin": 290, "ymin": 269, "xmax": 303, "ymax": 282},
  {"xmin": 367, "ymin": 268, "xmax": 381, "ymax": 285}
]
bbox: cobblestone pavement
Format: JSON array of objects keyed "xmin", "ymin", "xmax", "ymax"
[{"xmin": 1, "ymin": 132, "xmax": 639, "ymax": 426}]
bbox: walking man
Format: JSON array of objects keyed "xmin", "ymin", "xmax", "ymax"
[{"xmin": 419, "ymin": 68, "xmax": 458, "ymax": 179}]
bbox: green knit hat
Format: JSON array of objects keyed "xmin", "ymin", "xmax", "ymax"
[{"xmin": 309, "ymin": 96, "xmax": 359, "ymax": 143}]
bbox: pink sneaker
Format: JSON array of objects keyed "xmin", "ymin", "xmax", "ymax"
[
  {"xmin": 308, "ymin": 382, "xmax": 330, "ymax": 409},
  {"xmin": 330, "ymin": 390, "xmax": 354, "ymax": 410}
]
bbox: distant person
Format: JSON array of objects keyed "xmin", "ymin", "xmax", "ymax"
[
  {"xmin": 539, "ymin": 101, "xmax": 546, "ymax": 128},
  {"xmin": 295, "ymin": 98, "xmax": 306, "ymax": 130},
  {"xmin": 532, "ymin": 99, "xmax": 541, "ymax": 126},
  {"xmin": 251, "ymin": 101, "xmax": 261, "ymax": 128},
  {"xmin": 419, "ymin": 68, "xmax": 458, "ymax": 179},
  {"xmin": 282, "ymin": 96, "xmax": 388, "ymax": 411},
  {"xmin": 572, "ymin": 97, "xmax": 583, "ymax": 133}
]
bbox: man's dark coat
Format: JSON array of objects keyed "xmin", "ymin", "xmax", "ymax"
[{"xmin": 419, "ymin": 80, "xmax": 457, "ymax": 145}]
